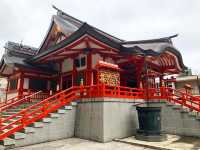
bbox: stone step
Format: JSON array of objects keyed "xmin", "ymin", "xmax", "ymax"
[
  {"xmin": 29, "ymin": 122, "xmax": 44, "ymax": 128},
  {"xmin": 13, "ymin": 104, "xmax": 36, "ymax": 109},
  {"xmin": 2, "ymin": 112, "xmax": 20, "ymax": 115},
  {"xmin": 0, "ymin": 138, "xmax": 15, "ymax": 146},
  {"xmin": 19, "ymin": 127, "xmax": 35, "ymax": 134},
  {"xmin": 9, "ymin": 132, "xmax": 26, "ymax": 140},
  {"xmin": 165, "ymin": 102, "xmax": 174, "ymax": 106},
  {"xmin": 57, "ymin": 109, "xmax": 65, "ymax": 114},
  {"xmin": 42, "ymin": 118, "xmax": 52, "ymax": 123},
  {"xmin": 180, "ymin": 108, "xmax": 189, "ymax": 113},
  {"xmin": 71, "ymin": 102, "xmax": 77, "ymax": 106},
  {"xmin": 172, "ymin": 104, "xmax": 182, "ymax": 110},
  {"xmin": 188, "ymin": 111, "xmax": 197, "ymax": 117},
  {"xmin": 4, "ymin": 109, "xmax": 23, "ymax": 112},
  {"xmin": 64, "ymin": 105, "xmax": 73, "ymax": 110},
  {"xmin": 49, "ymin": 113, "xmax": 59, "ymax": 118},
  {"xmin": 1, "ymin": 115, "xmax": 21, "ymax": 120},
  {"xmin": 2, "ymin": 123, "xmax": 18, "ymax": 128}
]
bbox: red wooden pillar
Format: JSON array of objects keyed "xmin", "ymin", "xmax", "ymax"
[
  {"xmin": 72, "ymin": 62, "xmax": 77, "ymax": 86},
  {"xmin": 86, "ymin": 53, "xmax": 92, "ymax": 85},
  {"xmin": 18, "ymin": 73, "xmax": 24, "ymax": 98},
  {"xmin": 59, "ymin": 61, "xmax": 63, "ymax": 90},
  {"xmin": 5, "ymin": 77, "xmax": 9, "ymax": 101}
]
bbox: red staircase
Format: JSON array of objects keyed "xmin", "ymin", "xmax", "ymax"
[
  {"xmin": 0, "ymin": 87, "xmax": 78, "ymax": 140},
  {"xmin": 0, "ymin": 84, "xmax": 200, "ymax": 141}
]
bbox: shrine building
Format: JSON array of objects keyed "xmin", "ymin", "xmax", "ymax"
[
  {"xmin": 1, "ymin": 7, "xmax": 198, "ymax": 147},
  {"xmin": 0, "ymin": 8, "xmax": 185, "ymax": 100}
]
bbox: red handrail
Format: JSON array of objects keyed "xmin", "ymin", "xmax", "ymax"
[
  {"xmin": 1, "ymin": 84, "xmax": 200, "ymax": 140},
  {"xmin": 0, "ymin": 91, "xmax": 43, "ymax": 112},
  {"xmin": 0, "ymin": 87, "xmax": 79, "ymax": 140},
  {"xmin": 166, "ymin": 87, "xmax": 200, "ymax": 112},
  {"xmin": 0, "ymin": 95, "xmax": 20, "ymax": 106}
]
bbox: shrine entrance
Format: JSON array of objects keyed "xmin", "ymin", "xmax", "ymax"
[{"xmin": 120, "ymin": 63, "xmax": 138, "ymax": 88}]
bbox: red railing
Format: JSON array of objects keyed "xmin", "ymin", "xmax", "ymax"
[
  {"xmin": 0, "ymin": 95, "xmax": 20, "ymax": 106},
  {"xmin": 27, "ymin": 92, "xmax": 49, "ymax": 101},
  {"xmin": 0, "ymin": 84, "xmax": 200, "ymax": 140},
  {"xmin": 166, "ymin": 88, "xmax": 200, "ymax": 112},
  {"xmin": 0, "ymin": 91, "xmax": 43, "ymax": 112},
  {"xmin": 0, "ymin": 87, "xmax": 79, "ymax": 140}
]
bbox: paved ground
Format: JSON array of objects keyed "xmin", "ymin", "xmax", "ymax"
[
  {"xmin": 116, "ymin": 134, "xmax": 200, "ymax": 150},
  {"xmin": 12, "ymin": 135, "xmax": 200, "ymax": 150},
  {"xmin": 12, "ymin": 138, "xmax": 153, "ymax": 150}
]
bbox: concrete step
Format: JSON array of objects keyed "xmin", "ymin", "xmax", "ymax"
[
  {"xmin": 0, "ymin": 138, "xmax": 15, "ymax": 146},
  {"xmin": 188, "ymin": 111, "xmax": 197, "ymax": 117},
  {"xmin": 19, "ymin": 127, "xmax": 35, "ymax": 134},
  {"xmin": 1, "ymin": 118, "xmax": 19, "ymax": 124},
  {"xmin": 9, "ymin": 132, "xmax": 26, "ymax": 140},
  {"xmin": 172, "ymin": 104, "xmax": 182, "ymax": 110},
  {"xmin": 42, "ymin": 118, "xmax": 52, "ymax": 123},
  {"xmin": 2, "ymin": 112, "xmax": 20, "ymax": 115},
  {"xmin": 4, "ymin": 109, "xmax": 23, "ymax": 112},
  {"xmin": 49, "ymin": 113, "xmax": 59, "ymax": 118},
  {"xmin": 180, "ymin": 108, "xmax": 189, "ymax": 113},
  {"xmin": 29, "ymin": 122, "xmax": 44, "ymax": 128},
  {"xmin": 64, "ymin": 105, "xmax": 73, "ymax": 110},
  {"xmin": 166, "ymin": 102, "xmax": 174, "ymax": 106},
  {"xmin": 2, "ymin": 123, "xmax": 18, "ymax": 128},
  {"xmin": 1, "ymin": 115, "xmax": 21, "ymax": 119},
  {"xmin": 71, "ymin": 102, "xmax": 77, "ymax": 106},
  {"xmin": 14, "ymin": 104, "xmax": 36, "ymax": 108},
  {"xmin": 57, "ymin": 109, "xmax": 65, "ymax": 114}
]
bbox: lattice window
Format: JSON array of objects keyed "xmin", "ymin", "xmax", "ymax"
[{"xmin": 9, "ymin": 79, "xmax": 18, "ymax": 90}]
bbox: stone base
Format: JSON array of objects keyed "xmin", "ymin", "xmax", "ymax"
[
  {"xmin": 75, "ymin": 97, "xmax": 141, "ymax": 142},
  {"xmin": 135, "ymin": 133, "xmax": 167, "ymax": 142}
]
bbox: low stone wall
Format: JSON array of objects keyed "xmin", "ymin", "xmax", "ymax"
[
  {"xmin": 75, "ymin": 98, "xmax": 200, "ymax": 142},
  {"xmin": 75, "ymin": 98, "xmax": 143, "ymax": 142},
  {"xmin": 147, "ymin": 101, "xmax": 200, "ymax": 137}
]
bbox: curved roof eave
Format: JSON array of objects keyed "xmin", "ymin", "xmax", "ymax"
[
  {"xmin": 122, "ymin": 44, "xmax": 187, "ymax": 72},
  {"xmin": 155, "ymin": 45, "xmax": 187, "ymax": 71}
]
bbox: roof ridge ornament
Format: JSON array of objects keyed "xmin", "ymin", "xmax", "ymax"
[
  {"xmin": 52, "ymin": 5, "xmax": 63, "ymax": 16},
  {"xmin": 121, "ymin": 34, "xmax": 179, "ymax": 45}
]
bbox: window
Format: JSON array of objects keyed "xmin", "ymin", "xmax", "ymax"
[
  {"xmin": 9, "ymin": 79, "xmax": 18, "ymax": 90},
  {"xmin": 75, "ymin": 59, "xmax": 80, "ymax": 68},
  {"xmin": 81, "ymin": 57, "xmax": 86, "ymax": 66},
  {"xmin": 29, "ymin": 79, "xmax": 47, "ymax": 91},
  {"xmin": 75, "ymin": 57, "xmax": 86, "ymax": 68}
]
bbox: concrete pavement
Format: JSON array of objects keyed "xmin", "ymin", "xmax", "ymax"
[{"xmin": 12, "ymin": 138, "xmax": 153, "ymax": 150}]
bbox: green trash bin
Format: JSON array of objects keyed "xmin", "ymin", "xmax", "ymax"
[{"xmin": 136, "ymin": 106, "xmax": 166, "ymax": 142}]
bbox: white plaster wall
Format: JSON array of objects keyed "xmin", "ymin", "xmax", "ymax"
[
  {"xmin": 117, "ymin": 58, "xmax": 127, "ymax": 63},
  {"xmin": 7, "ymin": 92, "xmax": 18, "ymax": 100},
  {"xmin": 23, "ymin": 78, "xmax": 29, "ymax": 89},
  {"xmin": 92, "ymin": 53, "xmax": 103, "ymax": 68},
  {"xmin": 105, "ymin": 57, "xmax": 115, "ymax": 64},
  {"xmin": 62, "ymin": 58, "xmax": 73, "ymax": 73}
]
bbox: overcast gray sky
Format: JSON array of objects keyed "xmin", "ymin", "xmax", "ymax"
[{"xmin": 0, "ymin": 0, "xmax": 199, "ymax": 73}]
